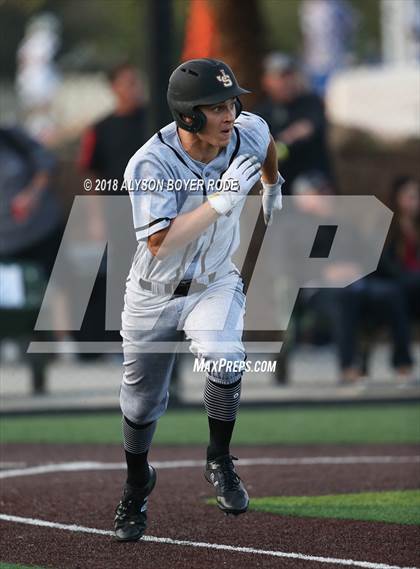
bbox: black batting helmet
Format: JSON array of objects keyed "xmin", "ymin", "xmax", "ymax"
[{"xmin": 167, "ymin": 58, "xmax": 250, "ymax": 133}]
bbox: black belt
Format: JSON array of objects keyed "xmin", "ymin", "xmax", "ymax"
[
  {"xmin": 139, "ymin": 272, "xmax": 217, "ymax": 296},
  {"xmin": 173, "ymin": 279, "xmax": 204, "ymax": 296}
]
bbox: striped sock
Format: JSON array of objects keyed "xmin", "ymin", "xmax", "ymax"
[
  {"xmin": 204, "ymin": 376, "xmax": 242, "ymax": 422},
  {"xmin": 123, "ymin": 417, "xmax": 157, "ymax": 454},
  {"xmin": 123, "ymin": 416, "xmax": 156, "ymax": 489},
  {"xmin": 204, "ymin": 377, "xmax": 242, "ymax": 461}
]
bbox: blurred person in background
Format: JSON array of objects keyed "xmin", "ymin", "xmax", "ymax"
[
  {"xmin": 299, "ymin": 0, "xmax": 358, "ymax": 96},
  {"xmin": 78, "ymin": 62, "xmax": 148, "ymax": 200},
  {"xmin": 337, "ymin": 177, "xmax": 420, "ymax": 384},
  {"xmin": 253, "ymin": 53, "xmax": 332, "ymax": 195},
  {"xmin": 288, "ymin": 172, "xmax": 365, "ymax": 384},
  {"xmin": 338, "ymin": 176, "xmax": 420, "ymax": 384},
  {"xmin": 15, "ymin": 12, "xmax": 61, "ymax": 145},
  {"xmin": 0, "ymin": 126, "xmax": 64, "ymax": 393},
  {"xmin": 76, "ymin": 63, "xmax": 148, "ymax": 356},
  {"xmin": 269, "ymin": 172, "xmax": 362, "ymax": 383},
  {"xmin": 281, "ymin": 173, "xmax": 414, "ymax": 384},
  {"xmin": 381, "ymin": 176, "xmax": 420, "ymax": 341}
]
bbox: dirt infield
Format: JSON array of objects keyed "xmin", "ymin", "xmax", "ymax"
[{"xmin": 1, "ymin": 444, "xmax": 419, "ymax": 569}]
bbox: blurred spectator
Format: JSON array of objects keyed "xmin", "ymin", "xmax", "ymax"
[
  {"xmin": 334, "ymin": 270, "xmax": 414, "ymax": 385},
  {"xmin": 78, "ymin": 62, "xmax": 148, "ymax": 194},
  {"xmin": 16, "ymin": 12, "xmax": 61, "ymax": 145},
  {"xmin": 253, "ymin": 53, "xmax": 332, "ymax": 195},
  {"xmin": 381, "ymin": 0, "xmax": 420, "ymax": 65},
  {"xmin": 0, "ymin": 126, "xmax": 64, "ymax": 393},
  {"xmin": 382, "ymin": 176, "xmax": 420, "ymax": 324},
  {"xmin": 269, "ymin": 172, "xmax": 360, "ymax": 383},
  {"xmin": 299, "ymin": 0, "xmax": 358, "ymax": 95},
  {"xmin": 76, "ymin": 63, "xmax": 148, "ymax": 354},
  {"xmin": 340, "ymin": 176, "xmax": 420, "ymax": 384},
  {"xmin": 290, "ymin": 173, "xmax": 361, "ymax": 375},
  {"xmin": 290, "ymin": 173, "xmax": 415, "ymax": 384}
]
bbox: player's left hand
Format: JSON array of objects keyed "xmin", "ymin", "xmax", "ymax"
[{"xmin": 261, "ymin": 173, "xmax": 284, "ymax": 226}]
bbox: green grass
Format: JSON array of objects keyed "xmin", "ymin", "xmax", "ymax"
[
  {"xmin": 249, "ymin": 490, "xmax": 420, "ymax": 525},
  {"xmin": 1, "ymin": 404, "xmax": 419, "ymax": 445}
]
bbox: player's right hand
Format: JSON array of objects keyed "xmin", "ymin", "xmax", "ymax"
[{"xmin": 207, "ymin": 154, "xmax": 261, "ymax": 216}]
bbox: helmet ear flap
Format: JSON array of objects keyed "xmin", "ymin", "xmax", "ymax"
[
  {"xmin": 234, "ymin": 98, "xmax": 243, "ymax": 118},
  {"xmin": 173, "ymin": 100, "xmax": 241, "ymax": 133},
  {"xmin": 172, "ymin": 108, "xmax": 207, "ymax": 133},
  {"xmin": 190, "ymin": 109, "xmax": 206, "ymax": 133}
]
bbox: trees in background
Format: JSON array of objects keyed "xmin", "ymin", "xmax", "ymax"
[{"xmin": 0, "ymin": 0, "xmax": 381, "ymax": 81}]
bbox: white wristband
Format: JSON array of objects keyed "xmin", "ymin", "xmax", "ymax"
[{"xmin": 262, "ymin": 172, "xmax": 283, "ymax": 191}]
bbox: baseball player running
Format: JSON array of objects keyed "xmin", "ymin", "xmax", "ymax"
[{"xmin": 114, "ymin": 58, "xmax": 283, "ymax": 541}]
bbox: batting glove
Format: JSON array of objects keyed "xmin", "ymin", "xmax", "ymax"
[
  {"xmin": 208, "ymin": 154, "xmax": 261, "ymax": 216},
  {"xmin": 261, "ymin": 172, "xmax": 284, "ymax": 226}
]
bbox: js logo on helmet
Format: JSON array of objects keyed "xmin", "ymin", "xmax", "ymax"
[{"xmin": 217, "ymin": 69, "xmax": 233, "ymax": 87}]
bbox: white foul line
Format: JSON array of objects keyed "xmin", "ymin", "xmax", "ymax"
[
  {"xmin": 0, "ymin": 514, "xmax": 417, "ymax": 569},
  {"xmin": 0, "ymin": 456, "xmax": 419, "ymax": 480}
]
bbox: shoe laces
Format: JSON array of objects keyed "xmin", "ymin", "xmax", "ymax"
[
  {"xmin": 115, "ymin": 496, "xmax": 145, "ymax": 522},
  {"xmin": 215, "ymin": 455, "xmax": 241, "ymax": 490}
]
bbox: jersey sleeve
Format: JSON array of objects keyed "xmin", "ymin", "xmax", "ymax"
[
  {"xmin": 235, "ymin": 111, "xmax": 271, "ymax": 163},
  {"xmin": 125, "ymin": 156, "xmax": 177, "ymax": 241}
]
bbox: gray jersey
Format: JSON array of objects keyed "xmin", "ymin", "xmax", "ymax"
[{"xmin": 124, "ymin": 111, "xmax": 270, "ymax": 286}]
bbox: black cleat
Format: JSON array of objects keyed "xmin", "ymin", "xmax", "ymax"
[
  {"xmin": 114, "ymin": 465, "xmax": 157, "ymax": 542},
  {"xmin": 205, "ymin": 454, "xmax": 249, "ymax": 515}
]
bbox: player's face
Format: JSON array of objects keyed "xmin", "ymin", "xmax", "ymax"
[{"xmin": 198, "ymin": 98, "xmax": 236, "ymax": 148}]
